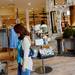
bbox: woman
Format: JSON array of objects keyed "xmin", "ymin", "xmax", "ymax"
[{"xmin": 14, "ymin": 24, "xmax": 33, "ymax": 75}]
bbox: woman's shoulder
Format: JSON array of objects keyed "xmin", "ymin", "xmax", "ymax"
[
  {"xmin": 23, "ymin": 36, "xmax": 31, "ymax": 42},
  {"xmin": 24, "ymin": 36, "xmax": 30, "ymax": 40}
]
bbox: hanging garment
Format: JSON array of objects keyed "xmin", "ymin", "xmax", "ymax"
[
  {"xmin": 9, "ymin": 28, "xmax": 18, "ymax": 48},
  {"xmin": 1, "ymin": 28, "xmax": 8, "ymax": 48},
  {"xmin": 0, "ymin": 31, "xmax": 2, "ymax": 48}
]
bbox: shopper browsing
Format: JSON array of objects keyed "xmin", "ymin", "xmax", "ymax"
[{"xmin": 14, "ymin": 24, "xmax": 33, "ymax": 75}]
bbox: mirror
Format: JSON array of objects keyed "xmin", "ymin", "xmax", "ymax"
[{"xmin": 50, "ymin": 11, "xmax": 57, "ymax": 33}]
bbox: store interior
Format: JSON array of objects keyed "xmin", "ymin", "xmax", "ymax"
[{"xmin": 0, "ymin": 0, "xmax": 75, "ymax": 75}]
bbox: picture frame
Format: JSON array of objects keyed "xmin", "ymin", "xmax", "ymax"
[{"xmin": 54, "ymin": 0, "xmax": 66, "ymax": 5}]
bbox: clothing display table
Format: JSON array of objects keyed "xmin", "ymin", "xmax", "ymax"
[
  {"xmin": 33, "ymin": 38, "xmax": 54, "ymax": 74},
  {"xmin": 35, "ymin": 55, "xmax": 54, "ymax": 74}
]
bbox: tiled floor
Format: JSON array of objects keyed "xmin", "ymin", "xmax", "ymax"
[{"xmin": 8, "ymin": 56, "xmax": 75, "ymax": 75}]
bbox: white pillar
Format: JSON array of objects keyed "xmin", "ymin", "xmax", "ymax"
[
  {"xmin": 0, "ymin": 16, "xmax": 2, "ymax": 28},
  {"xmin": 0, "ymin": 16, "xmax": 2, "ymax": 48},
  {"xmin": 46, "ymin": 0, "xmax": 51, "ymax": 36},
  {"xmin": 46, "ymin": 0, "xmax": 54, "ymax": 36},
  {"xmin": 16, "ymin": 8, "xmax": 20, "ymax": 24},
  {"xmin": 25, "ymin": 9, "xmax": 30, "ymax": 32},
  {"xmin": 56, "ymin": 10, "xmax": 62, "ymax": 33}
]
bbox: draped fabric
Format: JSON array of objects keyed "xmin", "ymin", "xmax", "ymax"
[
  {"xmin": 1, "ymin": 28, "xmax": 8, "ymax": 48},
  {"xmin": 9, "ymin": 28, "xmax": 18, "ymax": 48}
]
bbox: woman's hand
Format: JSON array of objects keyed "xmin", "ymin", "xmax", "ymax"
[{"xmin": 22, "ymin": 65, "xmax": 26, "ymax": 72}]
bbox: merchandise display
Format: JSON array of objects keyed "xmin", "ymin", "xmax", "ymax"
[
  {"xmin": 35, "ymin": 39, "xmax": 44, "ymax": 46},
  {"xmin": 38, "ymin": 47, "xmax": 54, "ymax": 58},
  {"xmin": 41, "ymin": 24, "xmax": 48, "ymax": 33},
  {"xmin": 32, "ymin": 24, "xmax": 55, "ymax": 74},
  {"xmin": 35, "ymin": 45, "xmax": 54, "ymax": 74},
  {"xmin": 34, "ymin": 24, "xmax": 41, "ymax": 31}
]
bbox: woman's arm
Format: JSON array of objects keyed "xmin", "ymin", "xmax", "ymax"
[{"xmin": 22, "ymin": 36, "xmax": 31, "ymax": 70}]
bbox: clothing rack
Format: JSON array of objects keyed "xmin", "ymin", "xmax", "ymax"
[{"xmin": 0, "ymin": 27, "xmax": 18, "ymax": 61}]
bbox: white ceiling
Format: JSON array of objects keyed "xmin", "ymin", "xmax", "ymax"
[{"xmin": 0, "ymin": 0, "xmax": 46, "ymax": 10}]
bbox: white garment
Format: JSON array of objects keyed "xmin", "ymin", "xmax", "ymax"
[
  {"xmin": 22, "ymin": 36, "xmax": 33, "ymax": 71},
  {"xmin": 34, "ymin": 24, "xmax": 41, "ymax": 31},
  {"xmin": 41, "ymin": 24, "xmax": 48, "ymax": 33}
]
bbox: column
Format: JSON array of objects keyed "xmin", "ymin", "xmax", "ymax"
[
  {"xmin": 56, "ymin": 10, "xmax": 62, "ymax": 33},
  {"xmin": 46, "ymin": 0, "xmax": 55, "ymax": 36},
  {"xmin": 16, "ymin": 8, "xmax": 20, "ymax": 24},
  {"xmin": 46, "ymin": 0, "xmax": 52, "ymax": 36},
  {"xmin": 0, "ymin": 16, "xmax": 2, "ymax": 28},
  {"xmin": 25, "ymin": 9, "xmax": 30, "ymax": 32}
]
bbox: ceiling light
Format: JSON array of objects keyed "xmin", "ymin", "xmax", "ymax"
[
  {"xmin": 28, "ymin": 2, "xmax": 31, "ymax": 6},
  {"xmin": 31, "ymin": 8, "xmax": 33, "ymax": 10},
  {"xmin": 9, "ymin": 0, "xmax": 13, "ymax": 2},
  {"xmin": 29, "ymin": 10, "xmax": 32, "ymax": 12},
  {"xmin": 9, "ymin": 0, "xmax": 15, "ymax": 2},
  {"xmin": 67, "ymin": 10, "xmax": 70, "ymax": 15},
  {"xmin": 1, "ymin": 6, "xmax": 5, "ymax": 9},
  {"xmin": 35, "ymin": 8, "xmax": 38, "ymax": 11}
]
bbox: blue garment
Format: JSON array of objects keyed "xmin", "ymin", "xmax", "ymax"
[
  {"xmin": 18, "ymin": 63, "xmax": 31, "ymax": 75},
  {"xmin": 17, "ymin": 39, "xmax": 34, "ymax": 62},
  {"xmin": 17, "ymin": 40, "xmax": 22, "ymax": 64},
  {"xmin": 9, "ymin": 28, "xmax": 18, "ymax": 48},
  {"xmin": 2, "ymin": 28, "xmax": 8, "ymax": 47},
  {"xmin": 21, "ymin": 69, "xmax": 31, "ymax": 75},
  {"xmin": 17, "ymin": 40, "xmax": 31, "ymax": 75}
]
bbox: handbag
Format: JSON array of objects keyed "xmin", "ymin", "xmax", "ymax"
[{"xmin": 28, "ymin": 47, "xmax": 34, "ymax": 58}]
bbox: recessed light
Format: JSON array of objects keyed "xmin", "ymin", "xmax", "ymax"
[
  {"xmin": 31, "ymin": 8, "xmax": 33, "ymax": 10},
  {"xmin": 28, "ymin": 2, "xmax": 31, "ymax": 6},
  {"xmin": 1, "ymin": 6, "xmax": 5, "ymax": 8},
  {"xmin": 56, "ymin": 3, "xmax": 58, "ymax": 4},
  {"xmin": 9, "ymin": 0, "xmax": 14, "ymax": 2},
  {"xmin": 36, "ymin": 8, "xmax": 38, "ymax": 11},
  {"xmin": 29, "ymin": 10, "xmax": 32, "ymax": 12},
  {"xmin": 67, "ymin": 10, "xmax": 70, "ymax": 15}
]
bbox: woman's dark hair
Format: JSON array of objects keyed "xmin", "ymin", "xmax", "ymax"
[
  {"xmin": 14, "ymin": 23, "xmax": 30, "ymax": 40},
  {"xmin": 41, "ymin": 20, "xmax": 45, "ymax": 25}
]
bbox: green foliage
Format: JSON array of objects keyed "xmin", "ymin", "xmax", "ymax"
[
  {"xmin": 63, "ymin": 27, "xmax": 75, "ymax": 38},
  {"xmin": 72, "ymin": 29, "xmax": 75, "ymax": 37},
  {"xmin": 63, "ymin": 27, "xmax": 73, "ymax": 38}
]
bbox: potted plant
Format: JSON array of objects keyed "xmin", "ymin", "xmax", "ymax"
[
  {"xmin": 63, "ymin": 27, "xmax": 73, "ymax": 38},
  {"xmin": 72, "ymin": 29, "xmax": 75, "ymax": 38}
]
